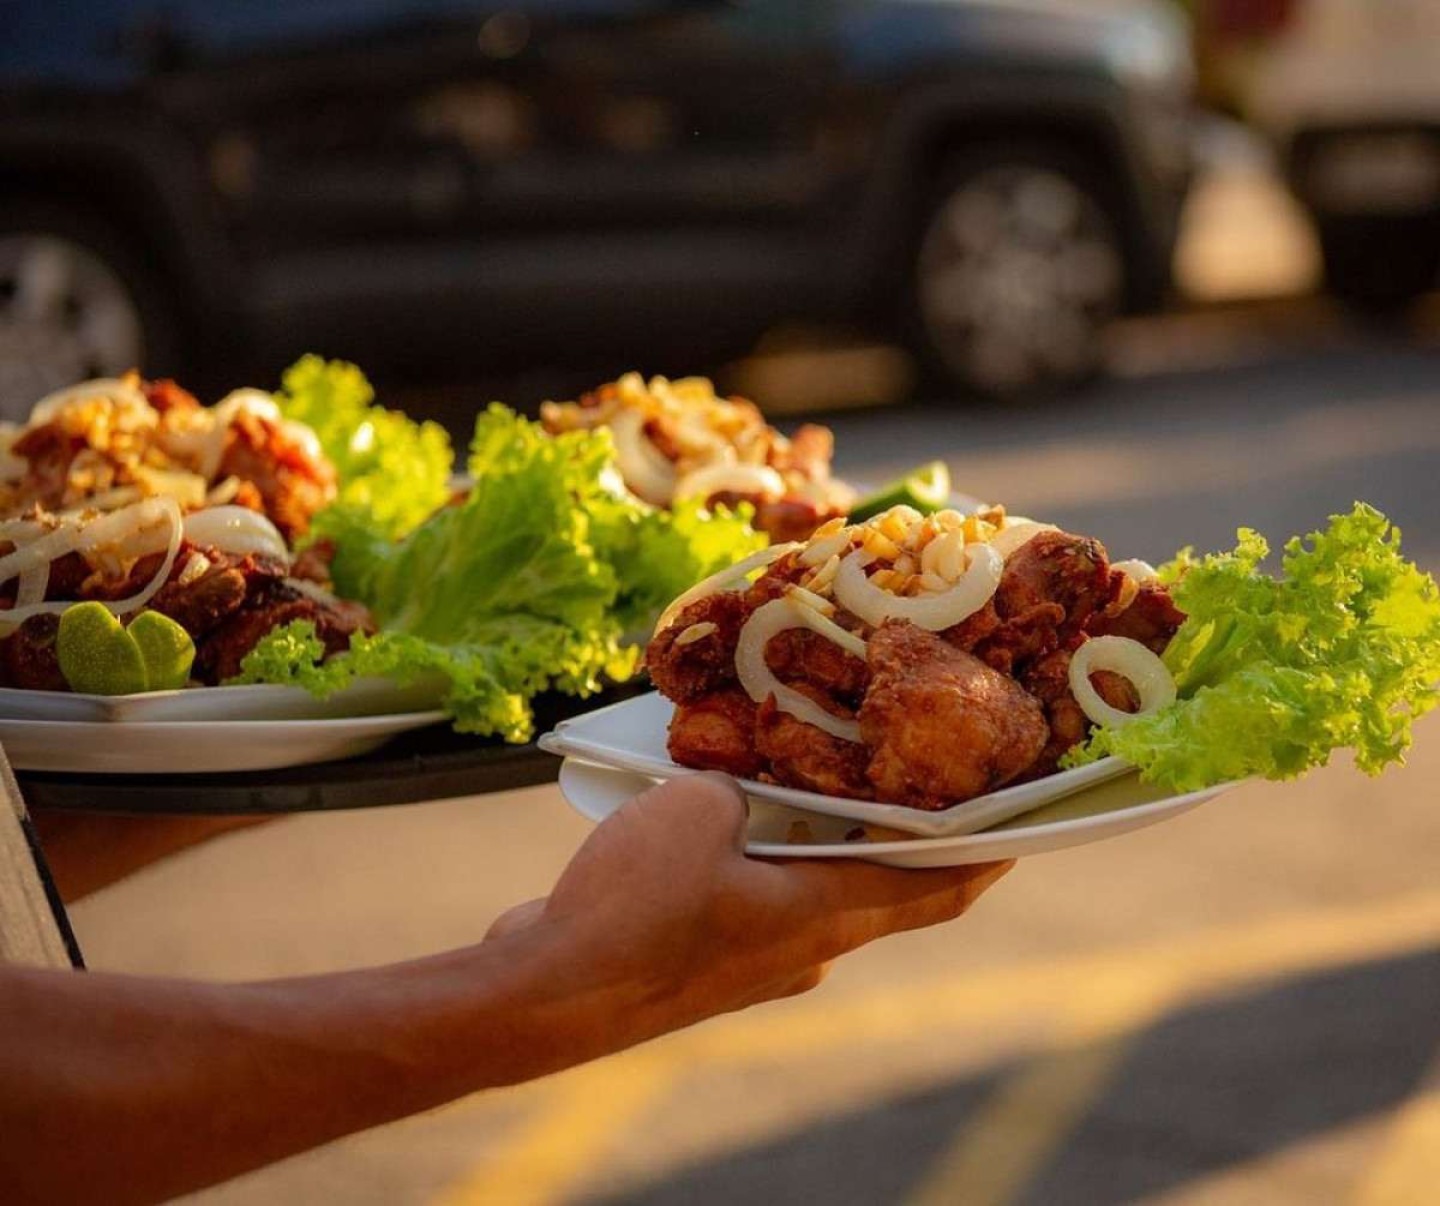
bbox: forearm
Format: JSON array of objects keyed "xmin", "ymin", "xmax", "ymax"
[{"xmin": 0, "ymin": 919, "xmax": 644, "ymax": 1206}]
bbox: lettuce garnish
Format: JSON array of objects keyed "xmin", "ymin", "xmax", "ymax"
[
  {"xmin": 275, "ymin": 355, "xmax": 453, "ymax": 541},
  {"xmin": 234, "ymin": 393, "xmax": 762, "ymax": 741},
  {"xmin": 1063, "ymin": 503, "xmax": 1440, "ymax": 791}
]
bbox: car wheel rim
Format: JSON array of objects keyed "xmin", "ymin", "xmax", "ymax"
[
  {"xmin": 917, "ymin": 167, "xmax": 1123, "ymax": 393},
  {"xmin": 0, "ymin": 234, "xmax": 145, "ymax": 421}
]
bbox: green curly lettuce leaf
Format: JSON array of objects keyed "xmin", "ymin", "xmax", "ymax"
[
  {"xmin": 275, "ymin": 355, "xmax": 453, "ymax": 540},
  {"xmin": 1063, "ymin": 503, "xmax": 1440, "ymax": 792},
  {"xmin": 234, "ymin": 404, "xmax": 762, "ymax": 741}
]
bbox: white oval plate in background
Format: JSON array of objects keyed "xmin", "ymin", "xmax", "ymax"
[
  {"xmin": 539, "ymin": 691, "xmax": 1134, "ymax": 837},
  {"xmin": 0, "ymin": 711, "xmax": 448, "ymax": 774},
  {"xmin": 558, "ymin": 758, "xmax": 1235, "ymax": 867}
]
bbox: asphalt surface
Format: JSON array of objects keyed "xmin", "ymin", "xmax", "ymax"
[{"xmin": 66, "ymin": 316, "xmax": 1440, "ymax": 1206}]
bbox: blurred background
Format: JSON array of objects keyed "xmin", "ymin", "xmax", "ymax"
[{"xmin": 8, "ymin": 1, "xmax": 1440, "ymax": 1203}]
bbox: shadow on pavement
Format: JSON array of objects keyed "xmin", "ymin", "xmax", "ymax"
[{"xmin": 584, "ymin": 946, "xmax": 1440, "ymax": 1206}]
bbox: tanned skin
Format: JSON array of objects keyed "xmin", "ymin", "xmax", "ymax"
[{"xmin": 7, "ymin": 776, "xmax": 1010, "ymax": 1206}]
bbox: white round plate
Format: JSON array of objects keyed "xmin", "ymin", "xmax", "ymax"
[
  {"xmin": 0, "ymin": 712, "xmax": 449, "ymax": 774},
  {"xmin": 558, "ymin": 758, "xmax": 1236, "ymax": 867}
]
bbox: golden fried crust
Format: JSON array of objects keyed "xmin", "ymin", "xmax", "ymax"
[
  {"xmin": 997, "ymin": 531, "xmax": 1116, "ymax": 638},
  {"xmin": 1086, "ymin": 582, "xmax": 1186, "ymax": 653},
  {"xmin": 765, "ymin": 628, "xmax": 869, "ymax": 706},
  {"xmin": 756, "ymin": 689, "xmax": 873, "ymax": 800},
  {"xmin": 667, "ymin": 688, "xmax": 764, "ymax": 778},
  {"xmin": 860, "ymin": 620, "xmax": 1048, "ymax": 809},
  {"xmin": 646, "ymin": 592, "xmax": 750, "ymax": 703}
]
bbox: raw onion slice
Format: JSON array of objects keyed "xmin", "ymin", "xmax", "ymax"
[
  {"xmin": 15, "ymin": 565, "xmax": 47, "ymax": 609},
  {"xmin": 183, "ymin": 506, "xmax": 290, "ymax": 564},
  {"xmin": 0, "ymin": 497, "xmax": 184, "ymax": 625},
  {"xmin": 1112, "ymin": 558, "xmax": 1160, "ymax": 585},
  {"xmin": 735, "ymin": 598, "xmax": 862, "ymax": 743},
  {"xmin": 653, "ymin": 542, "xmax": 799, "ymax": 638},
  {"xmin": 192, "ymin": 389, "xmax": 283, "ymax": 479},
  {"xmin": 986, "ymin": 519, "xmax": 1057, "ymax": 560},
  {"xmin": 833, "ymin": 543, "xmax": 1002, "ymax": 632},
  {"xmin": 609, "ymin": 408, "xmax": 678, "ymax": 506},
  {"xmin": 30, "ymin": 377, "xmax": 150, "ymax": 425},
  {"xmin": 674, "ymin": 462, "xmax": 786, "ymax": 504},
  {"xmin": 1068, "ymin": 635, "xmax": 1177, "ymax": 729}
]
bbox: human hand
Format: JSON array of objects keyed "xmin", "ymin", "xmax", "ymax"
[{"xmin": 487, "ymin": 773, "xmax": 1012, "ymax": 1049}]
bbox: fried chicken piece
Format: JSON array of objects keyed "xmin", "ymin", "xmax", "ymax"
[
  {"xmin": 194, "ymin": 582, "xmax": 373, "ymax": 684},
  {"xmin": 744, "ymin": 550, "xmax": 808, "ymax": 607},
  {"xmin": 945, "ymin": 596, "xmax": 1064, "ymax": 676},
  {"xmin": 646, "ymin": 592, "xmax": 749, "ymax": 703},
  {"xmin": 755, "ymin": 686, "xmax": 872, "ymax": 800},
  {"xmin": 943, "ymin": 529, "xmax": 1118, "ymax": 676},
  {"xmin": 141, "ymin": 379, "xmax": 201, "ymax": 414},
  {"xmin": 752, "ymin": 497, "xmax": 844, "ymax": 544},
  {"xmin": 148, "ymin": 551, "xmax": 251, "ymax": 639},
  {"xmin": 217, "ymin": 409, "xmax": 336, "ymax": 542},
  {"xmin": 861, "ymin": 620, "xmax": 1048, "ymax": 809},
  {"xmin": 8, "ymin": 423, "xmax": 82, "ymax": 512},
  {"xmin": 1086, "ymin": 581, "xmax": 1186, "ymax": 653},
  {"xmin": 1019, "ymin": 648, "xmax": 1141, "ymax": 779},
  {"xmin": 0, "ymin": 614, "xmax": 66, "ymax": 691},
  {"xmin": 667, "ymin": 688, "xmax": 764, "ymax": 778},
  {"xmin": 997, "ymin": 530, "xmax": 1116, "ymax": 638},
  {"xmin": 765, "ymin": 628, "xmax": 869, "ymax": 705}
]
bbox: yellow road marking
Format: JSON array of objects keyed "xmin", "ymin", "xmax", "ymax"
[
  {"xmin": 908, "ymin": 972, "xmax": 1178, "ymax": 1206},
  {"xmin": 432, "ymin": 890, "xmax": 1440, "ymax": 1205},
  {"xmin": 431, "ymin": 1055, "xmax": 675, "ymax": 1206},
  {"xmin": 908, "ymin": 1037, "xmax": 1134, "ymax": 1206},
  {"xmin": 1353, "ymin": 1050, "xmax": 1440, "ymax": 1206}
]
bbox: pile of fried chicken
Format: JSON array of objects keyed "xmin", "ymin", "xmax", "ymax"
[
  {"xmin": 0, "ymin": 375, "xmax": 372, "ymax": 692},
  {"xmin": 541, "ymin": 372, "xmax": 854, "ymax": 542},
  {"xmin": 647, "ymin": 507, "xmax": 1184, "ymax": 810}
]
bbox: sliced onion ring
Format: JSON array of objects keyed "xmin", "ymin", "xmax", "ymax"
[
  {"xmin": 653, "ymin": 542, "xmax": 798, "ymax": 638},
  {"xmin": 674, "ymin": 462, "xmax": 786, "ymax": 504},
  {"xmin": 986, "ymin": 519, "xmax": 1057, "ymax": 560},
  {"xmin": 0, "ymin": 497, "xmax": 184, "ymax": 625},
  {"xmin": 30, "ymin": 377, "xmax": 149, "ymax": 425},
  {"xmin": 833, "ymin": 543, "xmax": 1002, "ymax": 632},
  {"xmin": 1068, "ymin": 635, "xmax": 1177, "ymax": 729},
  {"xmin": 183, "ymin": 506, "xmax": 290, "ymax": 564},
  {"xmin": 15, "ymin": 565, "xmax": 47, "ymax": 609},
  {"xmin": 735, "ymin": 598, "xmax": 862, "ymax": 743},
  {"xmin": 609, "ymin": 408, "xmax": 678, "ymax": 506},
  {"xmin": 1111, "ymin": 558, "xmax": 1160, "ymax": 585}
]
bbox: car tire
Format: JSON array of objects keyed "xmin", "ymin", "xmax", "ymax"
[
  {"xmin": 0, "ymin": 199, "xmax": 182, "ymax": 422},
  {"xmin": 907, "ymin": 147, "xmax": 1127, "ymax": 399},
  {"xmin": 1317, "ymin": 212, "xmax": 1440, "ymax": 316}
]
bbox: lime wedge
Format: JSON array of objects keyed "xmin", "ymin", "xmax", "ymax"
[
  {"xmin": 128, "ymin": 611, "xmax": 196, "ymax": 691},
  {"xmin": 849, "ymin": 461, "xmax": 952, "ymax": 522},
  {"xmin": 57, "ymin": 602, "xmax": 148, "ymax": 696}
]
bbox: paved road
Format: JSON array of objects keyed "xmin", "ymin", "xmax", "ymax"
[{"xmin": 69, "ymin": 323, "xmax": 1440, "ymax": 1206}]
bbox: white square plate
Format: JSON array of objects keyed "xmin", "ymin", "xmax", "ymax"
[
  {"xmin": 0, "ymin": 674, "xmax": 447, "ymax": 723},
  {"xmin": 539, "ymin": 691, "xmax": 1135, "ymax": 838}
]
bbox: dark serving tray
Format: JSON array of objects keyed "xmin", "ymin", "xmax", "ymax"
[{"xmin": 15, "ymin": 683, "xmax": 646, "ymax": 816}]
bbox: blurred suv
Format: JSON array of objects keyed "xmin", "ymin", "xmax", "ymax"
[
  {"xmin": 1206, "ymin": 0, "xmax": 1440, "ymax": 311},
  {"xmin": 0, "ymin": 0, "xmax": 1194, "ymax": 418}
]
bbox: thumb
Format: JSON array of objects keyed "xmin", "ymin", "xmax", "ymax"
[
  {"xmin": 485, "ymin": 897, "xmax": 546, "ymax": 940},
  {"xmin": 628, "ymin": 771, "xmax": 751, "ymax": 855}
]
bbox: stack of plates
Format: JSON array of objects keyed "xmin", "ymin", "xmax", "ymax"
[
  {"xmin": 540, "ymin": 692, "xmax": 1237, "ymax": 866},
  {"xmin": 0, "ymin": 678, "xmax": 448, "ymax": 774}
]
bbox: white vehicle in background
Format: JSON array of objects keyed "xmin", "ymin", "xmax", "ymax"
[{"xmin": 1216, "ymin": 0, "xmax": 1440, "ymax": 311}]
